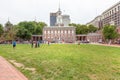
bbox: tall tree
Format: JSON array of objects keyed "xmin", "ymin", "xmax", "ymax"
[
  {"xmin": 18, "ymin": 21, "xmax": 36, "ymax": 34},
  {"xmin": 103, "ymin": 25, "xmax": 119, "ymax": 44},
  {"xmin": 34, "ymin": 22, "xmax": 47, "ymax": 35},
  {"xmin": 88, "ymin": 25, "xmax": 98, "ymax": 33},
  {"xmin": 16, "ymin": 26, "xmax": 32, "ymax": 40},
  {"xmin": 0, "ymin": 24, "xmax": 3, "ymax": 37},
  {"xmin": 4, "ymin": 21, "xmax": 13, "ymax": 32},
  {"xmin": 16, "ymin": 21, "xmax": 47, "ymax": 40},
  {"xmin": 69, "ymin": 23, "xmax": 89, "ymax": 34},
  {"xmin": 4, "ymin": 25, "xmax": 17, "ymax": 41}
]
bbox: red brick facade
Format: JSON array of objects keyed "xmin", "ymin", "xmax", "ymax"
[{"xmin": 43, "ymin": 27, "xmax": 76, "ymax": 43}]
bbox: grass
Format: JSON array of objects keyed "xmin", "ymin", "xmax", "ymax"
[{"xmin": 0, "ymin": 44, "xmax": 120, "ymax": 80}]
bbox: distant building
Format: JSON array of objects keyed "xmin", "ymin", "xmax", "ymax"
[
  {"xmin": 62, "ymin": 15, "xmax": 70, "ymax": 26},
  {"xmin": 50, "ymin": 13, "xmax": 57, "ymax": 26},
  {"xmin": 87, "ymin": 16, "xmax": 103, "ymax": 29},
  {"xmin": 32, "ymin": 4, "xmax": 103, "ymax": 43},
  {"xmin": 43, "ymin": 27, "xmax": 76, "ymax": 43},
  {"xmin": 87, "ymin": 1, "xmax": 120, "ymax": 29},
  {"xmin": 76, "ymin": 33, "xmax": 102, "ymax": 43},
  {"xmin": 55, "ymin": 8, "xmax": 64, "ymax": 26},
  {"xmin": 44, "ymin": 7, "xmax": 75, "ymax": 43},
  {"xmin": 50, "ymin": 7, "xmax": 70, "ymax": 27},
  {"xmin": 102, "ymin": 1, "xmax": 120, "ymax": 27}
]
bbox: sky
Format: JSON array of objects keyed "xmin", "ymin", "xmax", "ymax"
[{"xmin": 0, "ymin": 0, "xmax": 120, "ymax": 26}]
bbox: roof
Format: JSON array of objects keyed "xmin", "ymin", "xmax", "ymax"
[{"xmin": 102, "ymin": 1, "xmax": 120, "ymax": 14}]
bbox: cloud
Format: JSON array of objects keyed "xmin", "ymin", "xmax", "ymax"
[{"xmin": 0, "ymin": 0, "xmax": 119, "ymax": 25}]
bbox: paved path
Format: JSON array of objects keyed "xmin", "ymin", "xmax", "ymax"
[
  {"xmin": 91, "ymin": 43, "xmax": 120, "ymax": 47},
  {"xmin": 0, "ymin": 56, "xmax": 28, "ymax": 80}
]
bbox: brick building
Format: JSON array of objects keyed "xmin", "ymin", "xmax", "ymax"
[
  {"xmin": 43, "ymin": 27, "xmax": 76, "ymax": 43},
  {"xmin": 32, "ymin": 6, "xmax": 75, "ymax": 43}
]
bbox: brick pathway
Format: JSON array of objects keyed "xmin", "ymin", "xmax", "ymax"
[{"xmin": 0, "ymin": 56, "xmax": 28, "ymax": 80}]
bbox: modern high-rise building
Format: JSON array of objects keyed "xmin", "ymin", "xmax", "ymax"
[
  {"xmin": 50, "ymin": 13, "xmax": 57, "ymax": 26},
  {"xmin": 87, "ymin": 1, "xmax": 120, "ymax": 28}
]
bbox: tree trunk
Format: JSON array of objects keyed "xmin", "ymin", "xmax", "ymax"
[{"xmin": 108, "ymin": 39, "xmax": 112, "ymax": 45}]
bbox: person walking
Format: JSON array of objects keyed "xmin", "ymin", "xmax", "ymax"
[
  {"xmin": 48, "ymin": 40, "xmax": 50, "ymax": 45},
  {"xmin": 37, "ymin": 41, "xmax": 40, "ymax": 47},
  {"xmin": 31, "ymin": 41, "xmax": 33, "ymax": 48},
  {"xmin": 12, "ymin": 40, "xmax": 16, "ymax": 49},
  {"xmin": 35, "ymin": 41, "xmax": 37, "ymax": 48}
]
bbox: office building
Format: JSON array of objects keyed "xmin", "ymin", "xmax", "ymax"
[
  {"xmin": 50, "ymin": 13, "xmax": 57, "ymax": 26},
  {"xmin": 87, "ymin": 1, "xmax": 120, "ymax": 28}
]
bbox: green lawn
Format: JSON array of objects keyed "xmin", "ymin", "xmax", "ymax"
[{"xmin": 0, "ymin": 44, "xmax": 120, "ymax": 80}]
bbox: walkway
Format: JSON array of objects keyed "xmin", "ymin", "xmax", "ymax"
[
  {"xmin": 92, "ymin": 43, "xmax": 120, "ymax": 47},
  {"xmin": 0, "ymin": 56, "xmax": 28, "ymax": 80}
]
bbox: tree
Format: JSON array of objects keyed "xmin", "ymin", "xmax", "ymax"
[
  {"xmin": 79, "ymin": 25, "xmax": 89, "ymax": 34},
  {"xmin": 69, "ymin": 23, "xmax": 77, "ymax": 27},
  {"xmin": 16, "ymin": 26, "xmax": 32, "ymax": 40},
  {"xmin": 34, "ymin": 22, "xmax": 47, "ymax": 35},
  {"xmin": 18, "ymin": 21, "xmax": 36, "ymax": 34},
  {"xmin": 0, "ymin": 24, "xmax": 3, "ymax": 37},
  {"xmin": 4, "ymin": 21, "xmax": 13, "ymax": 32},
  {"xmin": 103, "ymin": 25, "xmax": 119, "ymax": 44},
  {"xmin": 3, "ymin": 25, "xmax": 17, "ymax": 41},
  {"xmin": 16, "ymin": 21, "xmax": 47, "ymax": 40},
  {"xmin": 1, "ymin": 21, "xmax": 18, "ymax": 41},
  {"xmin": 69, "ymin": 23, "xmax": 89, "ymax": 34},
  {"xmin": 88, "ymin": 25, "xmax": 98, "ymax": 33},
  {"xmin": 35, "ymin": 26, "xmax": 42, "ymax": 35}
]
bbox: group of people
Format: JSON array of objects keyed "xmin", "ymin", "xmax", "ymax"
[
  {"xmin": 12, "ymin": 40, "xmax": 41, "ymax": 49},
  {"xmin": 31, "ymin": 41, "xmax": 40, "ymax": 48},
  {"xmin": 12, "ymin": 40, "xmax": 50, "ymax": 49}
]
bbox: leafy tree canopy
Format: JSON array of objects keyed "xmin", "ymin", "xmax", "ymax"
[
  {"xmin": 0, "ymin": 24, "xmax": 3, "ymax": 37},
  {"xmin": 69, "ymin": 23, "xmax": 98, "ymax": 34},
  {"xmin": 103, "ymin": 25, "xmax": 119, "ymax": 40},
  {"xmin": 16, "ymin": 21, "xmax": 47, "ymax": 40}
]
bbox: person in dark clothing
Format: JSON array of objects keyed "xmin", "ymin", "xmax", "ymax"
[
  {"xmin": 12, "ymin": 41, "xmax": 16, "ymax": 49},
  {"xmin": 35, "ymin": 41, "xmax": 37, "ymax": 48},
  {"xmin": 31, "ymin": 41, "xmax": 33, "ymax": 48},
  {"xmin": 78, "ymin": 41, "xmax": 80, "ymax": 45},
  {"xmin": 37, "ymin": 41, "xmax": 40, "ymax": 47},
  {"xmin": 48, "ymin": 40, "xmax": 50, "ymax": 45}
]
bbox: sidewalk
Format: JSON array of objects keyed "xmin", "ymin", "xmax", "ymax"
[
  {"xmin": 91, "ymin": 43, "xmax": 120, "ymax": 47},
  {"xmin": 0, "ymin": 56, "xmax": 28, "ymax": 80}
]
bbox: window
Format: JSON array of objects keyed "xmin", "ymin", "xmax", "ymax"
[
  {"xmin": 61, "ymin": 30, "xmax": 63, "ymax": 33},
  {"xmin": 58, "ymin": 31, "xmax": 60, "ymax": 33},
  {"xmin": 72, "ymin": 30, "xmax": 74, "ymax": 34},
  {"xmin": 112, "ymin": 10, "xmax": 114, "ymax": 14},
  {"xmin": 110, "ymin": 11, "xmax": 111, "ymax": 15},
  {"xmin": 55, "ymin": 30, "xmax": 57, "ymax": 34},
  {"xmin": 51, "ymin": 31, "xmax": 53, "ymax": 34},
  {"xmin": 68, "ymin": 30, "xmax": 70, "ymax": 34},
  {"xmin": 65, "ymin": 31, "xmax": 67, "ymax": 34},
  {"xmin": 48, "ymin": 31, "xmax": 50, "ymax": 34},
  {"xmin": 44, "ymin": 31, "xmax": 46, "ymax": 34},
  {"xmin": 115, "ymin": 8, "xmax": 117, "ymax": 12},
  {"xmin": 118, "ymin": 6, "xmax": 120, "ymax": 10}
]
